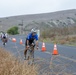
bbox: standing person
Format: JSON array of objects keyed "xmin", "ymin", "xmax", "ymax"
[{"xmin": 24, "ymin": 29, "xmax": 39, "ymax": 60}]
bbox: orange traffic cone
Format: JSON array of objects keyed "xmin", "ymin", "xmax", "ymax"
[
  {"xmin": 41, "ymin": 42, "xmax": 46, "ymax": 52},
  {"xmin": 12, "ymin": 38, "xmax": 16, "ymax": 42},
  {"xmin": 20, "ymin": 39, "xmax": 23, "ymax": 44},
  {"xmin": 52, "ymin": 44, "xmax": 58, "ymax": 55}
]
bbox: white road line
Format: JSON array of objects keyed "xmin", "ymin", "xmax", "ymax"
[
  {"xmin": 38, "ymin": 48, "xmax": 76, "ymax": 63},
  {"xmin": 59, "ymin": 54, "xmax": 76, "ymax": 62},
  {"xmin": 45, "ymin": 51, "xmax": 51, "ymax": 54},
  {"xmin": 45, "ymin": 51, "xmax": 76, "ymax": 62}
]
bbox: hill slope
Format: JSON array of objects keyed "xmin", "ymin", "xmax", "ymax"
[{"xmin": 0, "ymin": 9, "xmax": 76, "ymax": 32}]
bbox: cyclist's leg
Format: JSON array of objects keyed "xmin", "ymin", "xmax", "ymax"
[
  {"xmin": 24, "ymin": 47, "xmax": 27, "ymax": 57},
  {"xmin": 30, "ymin": 41, "xmax": 35, "ymax": 57},
  {"xmin": 2, "ymin": 38, "xmax": 5, "ymax": 45},
  {"xmin": 4, "ymin": 37, "xmax": 7, "ymax": 44},
  {"xmin": 30, "ymin": 46, "xmax": 35, "ymax": 65},
  {"xmin": 32, "ymin": 46, "xmax": 34, "ymax": 59},
  {"xmin": 24, "ymin": 39, "xmax": 31, "ymax": 60},
  {"xmin": 24, "ymin": 39, "xmax": 28, "ymax": 59},
  {"xmin": 5, "ymin": 38, "xmax": 8, "ymax": 43}
]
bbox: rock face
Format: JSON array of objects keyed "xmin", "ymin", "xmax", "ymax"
[{"xmin": 0, "ymin": 9, "xmax": 76, "ymax": 32}]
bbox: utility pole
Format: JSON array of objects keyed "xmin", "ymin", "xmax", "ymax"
[{"xmin": 18, "ymin": 20, "xmax": 23, "ymax": 34}]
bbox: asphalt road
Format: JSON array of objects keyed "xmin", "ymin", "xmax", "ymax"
[{"xmin": 0, "ymin": 35, "xmax": 76, "ymax": 75}]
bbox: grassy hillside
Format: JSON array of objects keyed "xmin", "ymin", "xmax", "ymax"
[{"xmin": 0, "ymin": 48, "xmax": 37, "ymax": 75}]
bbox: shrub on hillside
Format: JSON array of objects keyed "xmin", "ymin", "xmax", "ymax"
[{"xmin": 7, "ymin": 26, "xmax": 19, "ymax": 35}]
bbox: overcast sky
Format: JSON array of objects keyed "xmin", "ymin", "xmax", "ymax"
[{"xmin": 0, "ymin": 0, "xmax": 76, "ymax": 17}]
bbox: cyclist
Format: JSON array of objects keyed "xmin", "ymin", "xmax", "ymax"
[
  {"xmin": 24, "ymin": 29, "xmax": 39, "ymax": 60},
  {"xmin": 2, "ymin": 33, "xmax": 8, "ymax": 44}
]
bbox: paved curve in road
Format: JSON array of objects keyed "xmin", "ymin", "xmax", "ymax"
[{"xmin": 0, "ymin": 35, "xmax": 76, "ymax": 75}]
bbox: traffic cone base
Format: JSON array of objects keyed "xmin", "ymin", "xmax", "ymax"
[
  {"xmin": 42, "ymin": 47, "xmax": 46, "ymax": 52},
  {"xmin": 52, "ymin": 44, "xmax": 58, "ymax": 55},
  {"xmin": 20, "ymin": 39, "xmax": 23, "ymax": 44},
  {"xmin": 12, "ymin": 38, "xmax": 16, "ymax": 42},
  {"xmin": 52, "ymin": 50, "xmax": 58, "ymax": 55}
]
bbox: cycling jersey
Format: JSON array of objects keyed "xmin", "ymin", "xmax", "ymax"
[
  {"xmin": 25, "ymin": 33, "xmax": 38, "ymax": 46},
  {"xmin": 26, "ymin": 33, "xmax": 38, "ymax": 41}
]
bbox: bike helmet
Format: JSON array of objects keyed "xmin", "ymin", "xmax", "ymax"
[{"xmin": 31, "ymin": 29, "xmax": 36, "ymax": 33}]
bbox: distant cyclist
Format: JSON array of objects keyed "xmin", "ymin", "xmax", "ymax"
[
  {"xmin": 24, "ymin": 29, "xmax": 39, "ymax": 60},
  {"xmin": 2, "ymin": 33, "xmax": 8, "ymax": 44}
]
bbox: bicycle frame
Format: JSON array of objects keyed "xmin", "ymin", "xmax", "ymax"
[{"xmin": 26, "ymin": 44, "xmax": 35, "ymax": 65}]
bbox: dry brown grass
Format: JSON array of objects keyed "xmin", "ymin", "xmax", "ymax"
[
  {"xmin": 40, "ymin": 35, "xmax": 76, "ymax": 46},
  {"xmin": 58, "ymin": 35, "xmax": 76, "ymax": 45},
  {"xmin": 0, "ymin": 48, "xmax": 38, "ymax": 75},
  {"xmin": 41, "ymin": 26, "xmax": 76, "ymax": 46}
]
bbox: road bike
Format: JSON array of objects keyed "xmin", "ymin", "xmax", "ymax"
[{"xmin": 26, "ymin": 43, "xmax": 35, "ymax": 65}]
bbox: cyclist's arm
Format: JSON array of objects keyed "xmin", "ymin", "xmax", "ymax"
[
  {"xmin": 36, "ymin": 40, "xmax": 39, "ymax": 47},
  {"xmin": 26, "ymin": 39, "xmax": 29, "ymax": 46},
  {"xmin": 35, "ymin": 34, "xmax": 39, "ymax": 48},
  {"xmin": 26, "ymin": 34, "xmax": 30, "ymax": 46}
]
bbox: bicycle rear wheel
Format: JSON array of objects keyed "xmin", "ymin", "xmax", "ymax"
[{"xmin": 26, "ymin": 48, "xmax": 34, "ymax": 65}]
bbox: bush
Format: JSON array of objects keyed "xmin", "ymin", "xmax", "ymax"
[{"xmin": 7, "ymin": 26, "xmax": 19, "ymax": 35}]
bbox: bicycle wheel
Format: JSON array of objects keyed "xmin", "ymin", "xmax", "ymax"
[
  {"xmin": 3, "ymin": 42, "xmax": 5, "ymax": 47},
  {"xmin": 26, "ymin": 46, "xmax": 34, "ymax": 65},
  {"xmin": 30, "ymin": 49, "xmax": 34, "ymax": 64}
]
